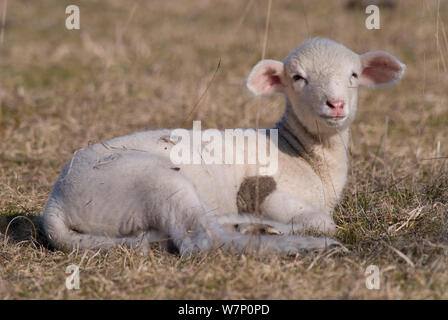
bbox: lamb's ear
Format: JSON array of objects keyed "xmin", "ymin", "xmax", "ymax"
[
  {"xmin": 245, "ymin": 59, "xmax": 286, "ymax": 96},
  {"xmin": 359, "ymin": 50, "xmax": 406, "ymax": 87}
]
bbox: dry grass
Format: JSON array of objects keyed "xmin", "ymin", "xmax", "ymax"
[{"xmin": 1, "ymin": 0, "xmax": 448, "ymax": 299}]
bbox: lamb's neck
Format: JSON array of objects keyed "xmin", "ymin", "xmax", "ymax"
[{"xmin": 274, "ymin": 100, "xmax": 350, "ymax": 209}]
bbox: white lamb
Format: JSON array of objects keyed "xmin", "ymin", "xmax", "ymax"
[{"xmin": 42, "ymin": 38, "xmax": 405, "ymax": 255}]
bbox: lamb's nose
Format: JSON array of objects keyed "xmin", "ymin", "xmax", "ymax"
[
  {"xmin": 326, "ymin": 100, "xmax": 345, "ymax": 110},
  {"xmin": 326, "ymin": 100, "xmax": 346, "ymax": 116}
]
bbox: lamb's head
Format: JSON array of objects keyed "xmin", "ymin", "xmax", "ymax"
[{"xmin": 245, "ymin": 38, "xmax": 406, "ymax": 136}]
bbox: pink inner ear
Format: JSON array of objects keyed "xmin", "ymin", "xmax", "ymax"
[
  {"xmin": 251, "ymin": 67, "xmax": 281, "ymax": 92},
  {"xmin": 266, "ymin": 69, "xmax": 281, "ymax": 86},
  {"xmin": 361, "ymin": 52, "xmax": 404, "ymax": 86},
  {"xmin": 246, "ymin": 60, "xmax": 284, "ymax": 96},
  {"xmin": 362, "ymin": 66, "xmax": 396, "ymax": 85}
]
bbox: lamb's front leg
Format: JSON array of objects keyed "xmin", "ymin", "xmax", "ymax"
[{"xmin": 260, "ymin": 190, "xmax": 336, "ymax": 235}]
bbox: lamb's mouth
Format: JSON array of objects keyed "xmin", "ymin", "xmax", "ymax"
[{"xmin": 319, "ymin": 115, "xmax": 347, "ymax": 121}]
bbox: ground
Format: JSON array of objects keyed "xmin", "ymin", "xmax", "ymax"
[{"xmin": 0, "ymin": 0, "xmax": 448, "ymax": 299}]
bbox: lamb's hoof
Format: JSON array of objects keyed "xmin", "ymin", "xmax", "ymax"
[
  {"xmin": 236, "ymin": 223, "xmax": 283, "ymax": 236},
  {"xmin": 327, "ymin": 240, "xmax": 349, "ymax": 252}
]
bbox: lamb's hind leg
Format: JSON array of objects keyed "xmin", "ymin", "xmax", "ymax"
[
  {"xmin": 211, "ymin": 214, "xmax": 343, "ymax": 254},
  {"xmin": 185, "ymin": 217, "xmax": 343, "ymax": 255}
]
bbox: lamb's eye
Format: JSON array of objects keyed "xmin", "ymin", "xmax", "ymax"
[
  {"xmin": 292, "ymin": 74, "xmax": 307, "ymax": 84},
  {"xmin": 352, "ymin": 72, "xmax": 358, "ymax": 79}
]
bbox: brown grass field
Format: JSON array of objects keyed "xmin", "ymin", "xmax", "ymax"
[{"xmin": 0, "ymin": 0, "xmax": 448, "ymax": 299}]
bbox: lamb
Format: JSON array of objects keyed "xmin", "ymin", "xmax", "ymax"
[{"xmin": 42, "ymin": 38, "xmax": 406, "ymax": 255}]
